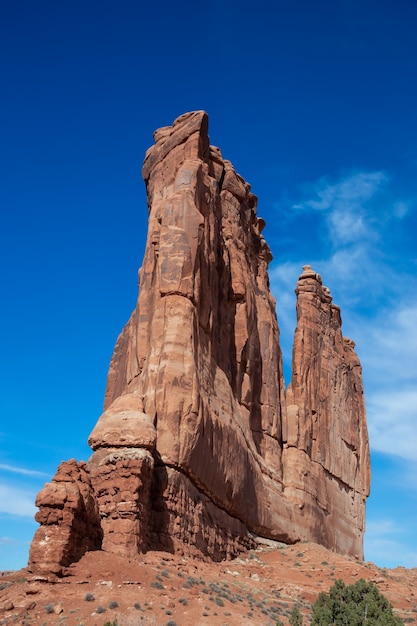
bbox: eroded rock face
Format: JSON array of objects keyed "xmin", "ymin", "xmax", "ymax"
[
  {"xmin": 283, "ymin": 265, "xmax": 370, "ymax": 556},
  {"xmin": 28, "ymin": 112, "xmax": 370, "ymax": 574},
  {"xmin": 103, "ymin": 110, "xmax": 289, "ymax": 544},
  {"xmin": 88, "ymin": 447, "xmax": 154, "ymax": 557},
  {"xmin": 28, "ymin": 460, "xmax": 102, "ymax": 575}
]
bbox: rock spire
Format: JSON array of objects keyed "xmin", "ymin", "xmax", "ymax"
[{"xmin": 28, "ymin": 112, "xmax": 370, "ymax": 575}]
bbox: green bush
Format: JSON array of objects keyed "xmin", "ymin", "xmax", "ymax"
[
  {"xmin": 290, "ymin": 605, "xmax": 303, "ymax": 625},
  {"xmin": 311, "ymin": 578, "xmax": 404, "ymax": 625}
]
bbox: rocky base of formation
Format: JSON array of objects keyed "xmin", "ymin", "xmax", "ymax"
[
  {"xmin": 5, "ymin": 544, "xmax": 416, "ymax": 625},
  {"xmin": 28, "ymin": 111, "xmax": 370, "ymax": 576},
  {"xmin": 29, "ymin": 457, "xmax": 257, "ymax": 575}
]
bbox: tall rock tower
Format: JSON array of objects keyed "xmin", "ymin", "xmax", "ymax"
[
  {"xmin": 29, "ymin": 112, "xmax": 370, "ymax": 575},
  {"xmin": 284, "ymin": 265, "xmax": 371, "ymax": 555}
]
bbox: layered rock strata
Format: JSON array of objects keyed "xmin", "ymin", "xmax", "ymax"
[
  {"xmin": 283, "ymin": 265, "xmax": 370, "ymax": 556},
  {"xmin": 28, "ymin": 460, "xmax": 102, "ymax": 575},
  {"xmin": 28, "ymin": 111, "xmax": 370, "ymax": 575}
]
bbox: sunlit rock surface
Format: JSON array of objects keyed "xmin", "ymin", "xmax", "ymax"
[{"xmin": 28, "ymin": 112, "xmax": 370, "ymax": 574}]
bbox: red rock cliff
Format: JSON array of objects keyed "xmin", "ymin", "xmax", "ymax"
[{"xmin": 28, "ymin": 112, "xmax": 370, "ymax": 574}]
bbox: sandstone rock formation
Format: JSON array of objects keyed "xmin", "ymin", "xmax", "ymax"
[
  {"xmin": 29, "ymin": 460, "xmax": 102, "ymax": 575},
  {"xmin": 283, "ymin": 265, "xmax": 370, "ymax": 556},
  {"xmin": 28, "ymin": 111, "xmax": 370, "ymax": 575}
]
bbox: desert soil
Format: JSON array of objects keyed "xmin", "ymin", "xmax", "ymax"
[{"xmin": 1, "ymin": 540, "xmax": 416, "ymax": 625}]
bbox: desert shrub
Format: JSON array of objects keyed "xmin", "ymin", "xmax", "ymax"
[
  {"xmin": 96, "ymin": 605, "xmax": 106, "ymax": 614},
  {"xmin": 188, "ymin": 575, "xmax": 199, "ymax": 585},
  {"xmin": 44, "ymin": 604, "xmax": 54, "ymax": 614},
  {"xmin": 103, "ymin": 621, "xmax": 118, "ymax": 626},
  {"xmin": 108, "ymin": 600, "xmax": 118, "ymax": 609},
  {"xmin": 311, "ymin": 578, "xmax": 404, "ymax": 625},
  {"xmin": 289, "ymin": 605, "xmax": 303, "ymax": 625},
  {"xmin": 151, "ymin": 581, "xmax": 164, "ymax": 589},
  {"xmin": 84, "ymin": 592, "xmax": 95, "ymax": 601}
]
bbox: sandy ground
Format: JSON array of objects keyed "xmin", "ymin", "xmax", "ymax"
[{"xmin": 1, "ymin": 541, "xmax": 416, "ymax": 625}]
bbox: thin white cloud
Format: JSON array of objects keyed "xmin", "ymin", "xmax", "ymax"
[
  {"xmin": 0, "ymin": 484, "xmax": 37, "ymax": 517},
  {"xmin": 353, "ymin": 300, "xmax": 417, "ymax": 461},
  {"xmin": 0, "ymin": 536, "xmax": 20, "ymax": 545},
  {"xmin": 296, "ymin": 171, "xmax": 388, "ymax": 212},
  {"xmin": 0, "ymin": 463, "xmax": 49, "ymax": 478},
  {"xmin": 271, "ymin": 169, "xmax": 417, "ymax": 466},
  {"xmin": 393, "ymin": 201, "xmax": 409, "ymax": 218},
  {"xmin": 328, "ymin": 209, "xmax": 368, "ymax": 245},
  {"xmin": 317, "ymin": 247, "xmax": 374, "ymax": 303},
  {"xmin": 294, "ymin": 172, "xmax": 387, "ymax": 246},
  {"xmin": 360, "ymin": 304, "xmax": 417, "ymax": 385},
  {"xmin": 366, "ymin": 390, "xmax": 417, "ymax": 462},
  {"xmin": 291, "ymin": 170, "xmax": 413, "ymax": 251},
  {"xmin": 365, "ymin": 519, "xmax": 417, "ymax": 568}
]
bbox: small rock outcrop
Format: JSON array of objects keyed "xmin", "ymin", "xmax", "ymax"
[
  {"xmin": 28, "ymin": 460, "xmax": 102, "ymax": 574},
  {"xmin": 28, "ymin": 112, "xmax": 370, "ymax": 575}
]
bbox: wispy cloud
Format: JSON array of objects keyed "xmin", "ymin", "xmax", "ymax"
[
  {"xmin": 295, "ymin": 171, "xmax": 388, "ymax": 212},
  {"xmin": 366, "ymin": 390, "xmax": 417, "ymax": 462},
  {"xmin": 0, "ymin": 463, "xmax": 49, "ymax": 478},
  {"xmin": 0, "ymin": 536, "xmax": 21, "ymax": 546},
  {"xmin": 0, "ymin": 484, "xmax": 37, "ymax": 517},
  {"xmin": 294, "ymin": 171, "xmax": 389, "ymax": 245},
  {"xmin": 271, "ymin": 169, "xmax": 417, "ymax": 466},
  {"xmin": 364, "ymin": 519, "xmax": 417, "ymax": 569},
  {"xmin": 352, "ymin": 300, "xmax": 417, "ymax": 461},
  {"xmin": 272, "ymin": 184, "xmax": 417, "ymax": 566}
]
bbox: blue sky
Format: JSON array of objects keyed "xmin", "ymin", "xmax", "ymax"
[{"xmin": 1, "ymin": 0, "xmax": 416, "ymax": 571}]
